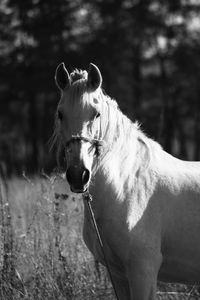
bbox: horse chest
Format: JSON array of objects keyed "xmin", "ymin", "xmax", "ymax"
[{"xmin": 82, "ymin": 206, "xmax": 129, "ymax": 268}]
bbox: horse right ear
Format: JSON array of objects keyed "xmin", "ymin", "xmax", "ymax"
[{"xmin": 55, "ymin": 62, "xmax": 71, "ymax": 90}]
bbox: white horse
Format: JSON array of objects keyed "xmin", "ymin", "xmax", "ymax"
[{"xmin": 53, "ymin": 62, "xmax": 200, "ymax": 300}]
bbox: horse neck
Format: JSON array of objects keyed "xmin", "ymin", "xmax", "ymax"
[{"xmin": 93, "ymin": 100, "xmax": 150, "ymax": 200}]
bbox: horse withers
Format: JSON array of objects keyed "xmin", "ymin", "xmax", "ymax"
[{"xmin": 52, "ymin": 62, "xmax": 200, "ymax": 300}]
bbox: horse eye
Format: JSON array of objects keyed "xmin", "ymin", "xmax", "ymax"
[
  {"xmin": 57, "ymin": 110, "xmax": 63, "ymax": 121},
  {"xmin": 95, "ymin": 112, "xmax": 100, "ymax": 118}
]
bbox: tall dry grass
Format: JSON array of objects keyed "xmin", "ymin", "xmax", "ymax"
[
  {"xmin": 0, "ymin": 174, "xmax": 113, "ymax": 299},
  {"xmin": 0, "ymin": 173, "xmax": 199, "ymax": 299}
]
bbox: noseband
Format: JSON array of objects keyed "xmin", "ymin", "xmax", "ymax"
[{"xmin": 65, "ymin": 135, "xmax": 103, "ymax": 157}]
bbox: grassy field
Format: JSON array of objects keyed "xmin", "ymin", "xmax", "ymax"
[{"xmin": 0, "ymin": 174, "xmax": 200, "ymax": 299}]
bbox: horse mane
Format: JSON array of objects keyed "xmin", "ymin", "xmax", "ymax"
[{"xmin": 95, "ymin": 90, "xmax": 162, "ymax": 199}]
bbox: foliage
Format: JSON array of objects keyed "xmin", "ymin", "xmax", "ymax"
[{"xmin": 1, "ymin": 0, "xmax": 200, "ymax": 174}]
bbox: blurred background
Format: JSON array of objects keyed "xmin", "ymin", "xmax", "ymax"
[{"xmin": 1, "ymin": 0, "xmax": 200, "ymax": 175}]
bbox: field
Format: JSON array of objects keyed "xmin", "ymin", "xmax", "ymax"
[{"xmin": 0, "ymin": 174, "xmax": 200, "ymax": 300}]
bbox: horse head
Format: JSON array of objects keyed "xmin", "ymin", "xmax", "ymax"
[{"xmin": 55, "ymin": 62, "xmax": 103, "ymax": 193}]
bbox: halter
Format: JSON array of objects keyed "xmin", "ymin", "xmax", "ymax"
[{"xmin": 65, "ymin": 134, "xmax": 104, "ymax": 157}]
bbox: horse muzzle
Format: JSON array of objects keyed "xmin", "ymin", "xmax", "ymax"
[{"xmin": 66, "ymin": 165, "xmax": 90, "ymax": 193}]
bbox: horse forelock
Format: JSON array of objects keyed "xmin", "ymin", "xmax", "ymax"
[{"xmin": 70, "ymin": 69, "xmax": 88, "ymax": 83}]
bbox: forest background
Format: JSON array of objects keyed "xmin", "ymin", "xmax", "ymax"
[{"xmin": 1, "ymin": 0, "xmax": 200, "ymax": 175}]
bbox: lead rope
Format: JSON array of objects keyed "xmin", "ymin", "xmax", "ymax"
[{"xmin": 83, "ymin": 191, "xmax": 120, "ymax": 300}]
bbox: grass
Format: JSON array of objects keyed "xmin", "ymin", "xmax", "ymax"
[{"xmin": 0, "ymin": 174, "xmax": 200, "ymax": 299}]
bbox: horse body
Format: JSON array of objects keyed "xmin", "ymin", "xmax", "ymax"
[
  {"xmin": 83, "ymin": 148, "xmax": 200, "ymax": 298},
  {"xmin": 155, "ymin": 153, "xmax": 200, "ymax": 284},
  {"xmin": 53, "ymin": 62, "xmax": 200, "ymax": 299}
]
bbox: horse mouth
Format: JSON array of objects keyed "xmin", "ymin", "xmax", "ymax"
[{"xmin": 70, "ymin": 185, "xmax": 88, "ymax": 194}]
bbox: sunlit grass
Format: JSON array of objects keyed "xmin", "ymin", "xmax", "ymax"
[{"xmin": 0, "ymin": 175, "xmax": 113, "ymax": 299}]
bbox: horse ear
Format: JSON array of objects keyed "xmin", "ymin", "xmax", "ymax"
[
  {"xmin": 55, "ymin": 62, "xmax": 71, "ymax": 90},
  {"xmin": 87, "ymin": 63, "xmax": 102, "ymax": 91}
]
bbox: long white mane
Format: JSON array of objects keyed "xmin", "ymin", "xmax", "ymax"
[{"xmin": 89, "ymin": 88, "xmax": 162, "ymax": 202}]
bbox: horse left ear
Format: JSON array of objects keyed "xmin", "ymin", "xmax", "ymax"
[{"xmin": 87, "ymin": 63, "xmax": 102, "ymax": 91}]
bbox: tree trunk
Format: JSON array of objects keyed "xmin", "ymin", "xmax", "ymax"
[
  {"xmin": 29, "ymin": 95, "xmax": 38, "ymax": 172},
  {"xmin": 194, "ymin": 110, "xmax": 200, "ymax": 161},
  {"xmin": 157, "ymin": 53, "xmax": 175, "ymax": 154},
  {"xmin": 132, "ymin": 43, "xmax": 142, "ymax": 119}
]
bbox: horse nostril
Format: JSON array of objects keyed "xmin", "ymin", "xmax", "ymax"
[
  {"xmin": 82, "ymin": 169, "xmax": 90, "ymax": 185},
  {"xmin": 66, "ymin": 166, "xmax": 90, "ymax": 187}
]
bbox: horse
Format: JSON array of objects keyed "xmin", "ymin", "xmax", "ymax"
[{"xmin": 52, "ymin": 62, "xmax": 200, "ymax": 300}]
